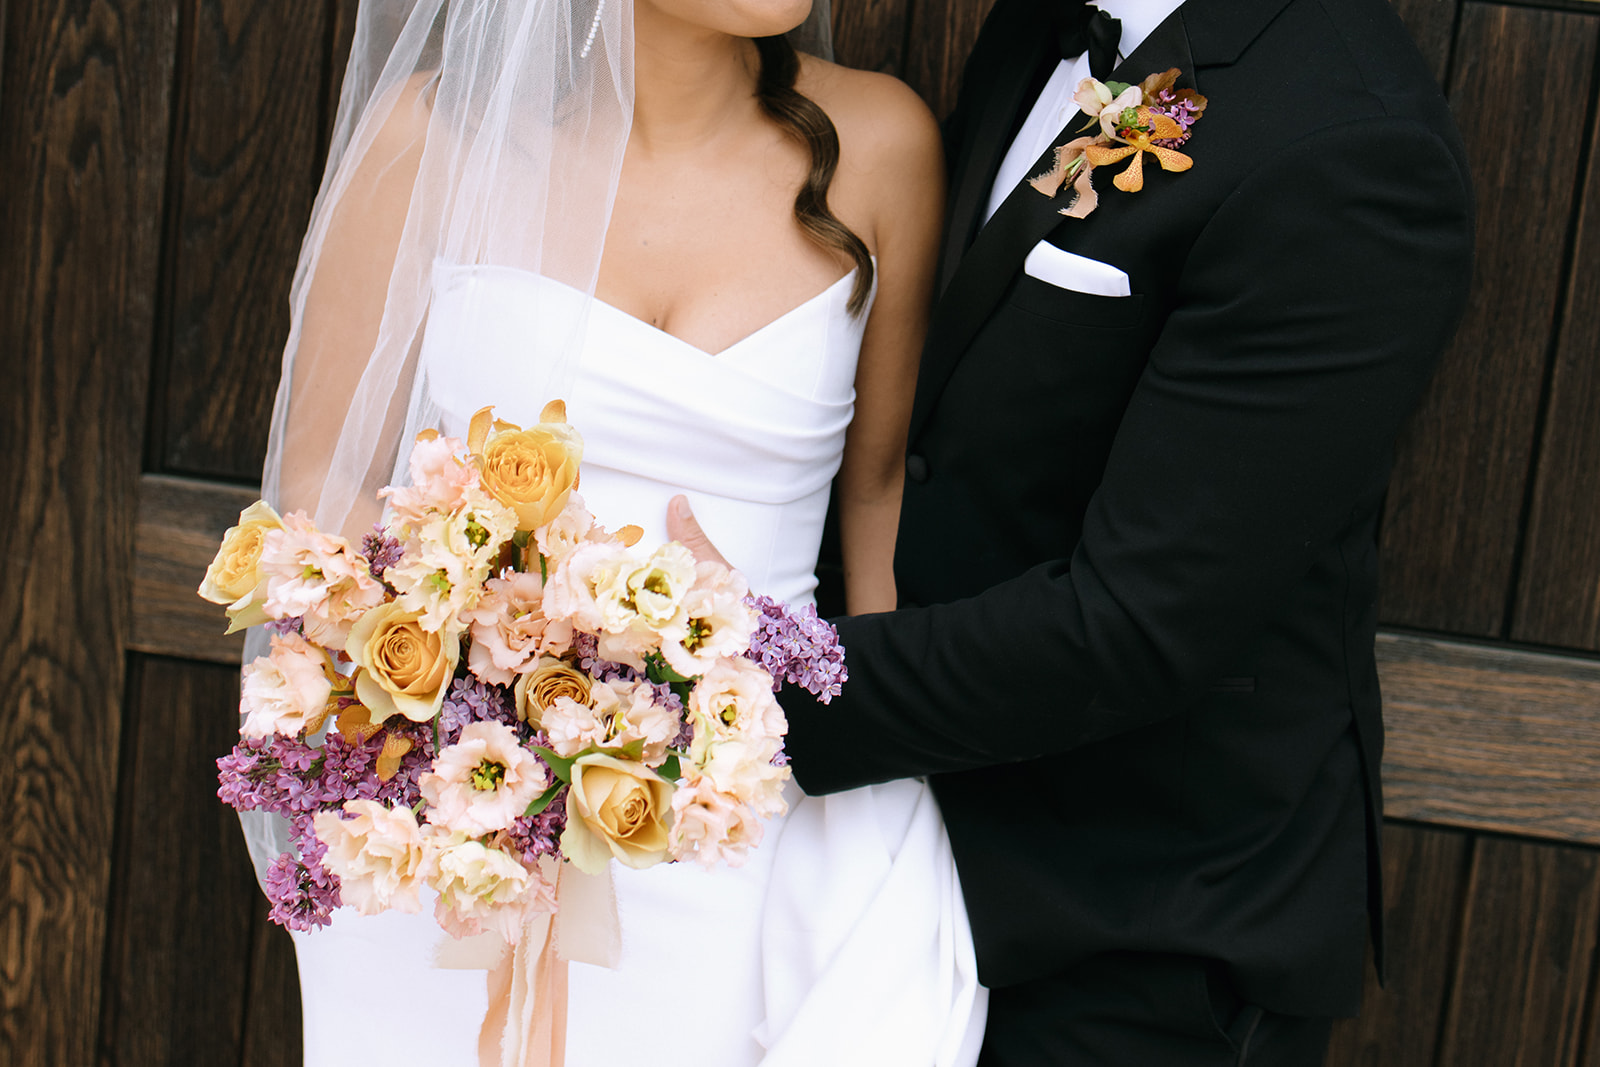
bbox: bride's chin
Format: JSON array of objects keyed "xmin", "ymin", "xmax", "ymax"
[{"xmin": 637, "ymin": 0, "xmax": 815, "ymax": 43}]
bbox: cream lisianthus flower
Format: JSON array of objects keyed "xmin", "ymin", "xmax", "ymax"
[
  {"xmin": 347, "ymin": 602, "xmax": 460, "ymax": 724},
  {"xmin": 513, "ymin": 655, "xmax": 593, "ymax": 727},
  {"xmin": 603, "ymin": 679, "xmax": 681, "ymax": 767},
  {"xmin": 560, "ymin": 753, "xmax": 674, "ymax": 873},
  {"xmin": 313, "ymin": 800, "xmax": 428, "ymax": 915},
  {"xmin": 420, "ymin": 721, "xmax": 550, "ymax": 836},
  {"xmin": 668, "ymin": 777, "xmax": 765, "ymax": 868},
  {"xmin": 625, "ymin": 542, "xmax": 698, "ymax": 633},
  {"xmin": 198, "ymin": 500, "xmax": 283, "ymax": 633},
  {"xmin": 388, "ymin": 493, "xmax": 517, "ymax": 634},
  {"xmin": 659, "ymin": 563, "xmax": 755, "ymax": 678},
  {"xmin": 469, "ymin": 401, "xmax": 584, "ymax": 532},
  {"xmin": 541, "ymin": 692, "xmax": 610, "ymax": 758},
  {"xmin": 239, "ymin": 632, "xmax": 335, "ymax": 738},
  {"xmin": 426, "ymin": 833, "xmax": 555, "ymax": 941},
  {"xmin": 697, "ymin": 736, "xmax": 789, "ymax": 819},
  {"xmin": 686, "ymin": 657, "xmax": 786, "ymax": 760},
  {"xmin": 541, "ymin": 540, "xmax": 638, "ymax": 633}
]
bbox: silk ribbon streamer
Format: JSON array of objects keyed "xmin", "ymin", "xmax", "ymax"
[{"xmin": 478, "ymin": 860, "xmax": 623, "ymax": 1067}]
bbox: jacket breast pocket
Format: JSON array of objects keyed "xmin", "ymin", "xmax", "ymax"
[{"xmin": 1009, "ymin": 272, "xmax": 1147, "ymax": 329}]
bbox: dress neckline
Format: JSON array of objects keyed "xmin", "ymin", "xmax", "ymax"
[{"xmin": 589, "ymin": 266, "xmax": 861, "ymax": 358}]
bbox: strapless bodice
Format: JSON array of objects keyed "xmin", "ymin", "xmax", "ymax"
[{"xmin": 419, "ymin": 262, "xmax": 873, "ymax": 604}]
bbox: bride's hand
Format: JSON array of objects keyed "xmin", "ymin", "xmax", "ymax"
[{"xmin": 667, "ymin": 495, "xmax": 731, "ymax": 569}]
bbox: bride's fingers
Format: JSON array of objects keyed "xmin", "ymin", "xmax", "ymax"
[{"xmin": 667, "ymin": 494, "xmax": 731, "ymax": 568}]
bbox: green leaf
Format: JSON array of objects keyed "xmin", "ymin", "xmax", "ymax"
[
  {"xmin": 539, "ymin": 551, "xmax": 549, "ymax": 583},
  {"xmin": 1105, "ymin": 80, "xmax": 1133, "ymax": 95},
  {"xmin": 533, "ymin": 744, "xmax": 576, "ymax": 783},
  {"xmin": 659, "ymin": 753, "xmax": 682, "ymax": 781},
  {"xmin": 644, "ymin": 652, "xmax": 693, "ymax": 685},
  {"xmin": 524, "ymin": 782, "xmax": 564, "ymax": 818}
]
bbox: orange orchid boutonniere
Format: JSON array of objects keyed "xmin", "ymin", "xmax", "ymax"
[{"xmin": 1029, "ymin": 68, "xmax": 1208, "ymax": 219}]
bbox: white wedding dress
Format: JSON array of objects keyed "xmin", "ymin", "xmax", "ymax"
[{"xmin": 289, "ymin": 261, "xmax": 987, "ymax": 1066}]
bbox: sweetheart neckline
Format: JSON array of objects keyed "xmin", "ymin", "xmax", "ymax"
[{"xmin": 588, "ymin": 266, "xmax": 861, "ymax": 358}]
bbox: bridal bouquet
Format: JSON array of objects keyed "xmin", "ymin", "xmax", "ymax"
[{"xmin": 202, "ymin": 402, "xmax": 845, "ymax": 940}]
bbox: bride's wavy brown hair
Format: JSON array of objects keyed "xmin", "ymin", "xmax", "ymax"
[{"xmin": 752, "ymin": 36, "xmax": 875, "ymax": 317}]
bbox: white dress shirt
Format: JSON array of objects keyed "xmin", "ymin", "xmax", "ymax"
[{"xmin": 984, "ymin": 0, "xmax": 1188, "ymax": 222}]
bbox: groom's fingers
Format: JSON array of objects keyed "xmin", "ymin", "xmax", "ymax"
[{"xmin": 667, "ymin": 495, "xmax": 731, "ymax": 568}]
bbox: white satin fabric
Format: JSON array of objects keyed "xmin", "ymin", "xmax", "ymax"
[{"xmin": 291, "ymin": 261, "xmax": 987, "ymax": 1066}]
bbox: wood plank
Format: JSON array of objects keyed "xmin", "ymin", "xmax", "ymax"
[
  {"xmin": 1434, "ymin": 836, "xmax": 1600, "ymax": 1066},
  {"xmin": 831, "ymin": 0, "xmax": 912, "ymax": 78},
  {"xmin": 1510, "ymin": 86, "xmax": 1600, "ymax": 653},
  {"xmin": 0, "ymin": 3, "xmax": 176, "ymax": 1063},
  {"xmin": 240, "ymin": 908, "xmax": 303, "ymax": 1067},
  {"xmin": 902, "ymin": 0, "xmax": 998, "ymax": 119},
  {"xmin": 98, "ymin": 656, "xmax": 259, "ymax": 1065},
  {"xmin": 1378, "ymin": 632, "xmax": 1600, "ymax": 845},
  {"xmin": 1389, "ymin": 0, "xmax": 1458, "ymax": 86},
  {"xmin": 152, "ymin": 0, "xmax": 330, "ymax": 482},
  {"xmin": 132, "ymin": 473, "xmax": 261, "ymax": 664},
  {"xmin": 1326, "ymin": 823, "xmax": 1472, "ymax": 1067},
  {"xmin": 1377, "ymin": 5, "xmax": 1597, "ymax": 638}
]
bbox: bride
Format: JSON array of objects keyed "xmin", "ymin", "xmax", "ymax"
[{"xmin": 246, "ymin": 0, "xmax": 985, "ymax": 1062}]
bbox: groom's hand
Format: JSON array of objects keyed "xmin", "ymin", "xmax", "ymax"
[{"xmin": 667, "ymin": 495, "xmax": 731, "ymax": 569}]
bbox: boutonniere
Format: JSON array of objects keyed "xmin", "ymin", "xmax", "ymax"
[{"xmin": 1029, "ymin": 68, "xmax": 1208, "ymax": 219}]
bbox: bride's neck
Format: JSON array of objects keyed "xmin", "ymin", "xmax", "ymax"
[{"xmin": 631, "ymin": 9, "xmax": 761, "ymax": 153}]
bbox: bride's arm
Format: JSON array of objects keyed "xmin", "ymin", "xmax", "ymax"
[
  {"xmin": 277, "ymin": 75, "xmax": 433, "ymax": 537},
  {"xmin": 831, "ymin": 77, "xmax": 945, "ymax": 616}
]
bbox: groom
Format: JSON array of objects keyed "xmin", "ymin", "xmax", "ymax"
[{"xmin": 680, "ymin": 0, "xmax": 1473, "ymax": 1062}]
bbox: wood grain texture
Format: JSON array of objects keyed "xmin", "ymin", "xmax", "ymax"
[
  {"xmin": 1378, "ymin": 5, "xmax": 1598, "ymax": 638},
  {"xmin": 1325, "ymin": 823, "xmax": 1472, "ymax": 1067},
  {"xmin": 132, "ymin": 473, "xmax": 260, "ymax": 664},
  {"xmin": 1378, "ymin": 632, "xmax": 1600, "ymax": 845},
  {"xmin": 1435, "ymin": 836, "xmax": 1600, "ymax": 1067},
  {"xmin": 0, "ymin": 3, "xmax": 175, "ymax": 1063},
  {"xmin": 151, "ymin": 0, "xmax": 329, "ymax": 483},
  {"xmin": 830, "ymin": 0, "xmax": 912, "ymax": 78},
  {"xmin": 240, "ymin": 910, "xmax": 303, "ymax": 1067},
  {"xmin": 97, "ymin": 656, "xmax": 259, "ymax": 1066},
  {"xmin": 1510, "ymin": 90, "xmax": 1600, "ymax": 653},
  {"xmin": 902, "ymin": 0, "xmax": 997, "ymax": 119},
  {"xmin": 1389, "ymin": 0, "xmax": 1458, "ymax": 85}
]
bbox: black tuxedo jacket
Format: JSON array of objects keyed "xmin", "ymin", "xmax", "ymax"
[{"xmin": 785, "ymin": 0, "xmax": 1473, "ymax": 1018}]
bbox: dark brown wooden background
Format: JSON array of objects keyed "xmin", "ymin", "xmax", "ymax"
[{"xmin": 4, "ymin": 0, "xmax": 1600, "ymax": 1063}]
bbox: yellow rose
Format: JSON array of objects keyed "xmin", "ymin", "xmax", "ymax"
[
  {"xmin": 513, "ymin": 656, "xmax": 593, "ymax": 726},
  {"xmin": 198, "ymin": 500, "xmax": 284, "ymax": 633},
  {"xmin": 469, "ymin": 401, "xmax": 583, "ymax": 532},
  {"xmin": 560, "ymin": 754, "xmax": 673, "ymax": 873},
  {"xmin": 347, "ymin": 602, "xmax": 460, "ymax": 724}
]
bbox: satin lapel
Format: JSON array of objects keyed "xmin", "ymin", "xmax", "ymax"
[
  {"xmin": 937, "ymin": 15, "xmax": 1055, "ymax": 295},
  {"xmin": 909, "ymin": 11, "xmax": 1197, "ymax": 444}
]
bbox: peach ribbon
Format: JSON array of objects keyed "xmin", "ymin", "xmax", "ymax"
[{"xmin": 477, "ymin": 861, "xmax": 621, "ymax": 1067}]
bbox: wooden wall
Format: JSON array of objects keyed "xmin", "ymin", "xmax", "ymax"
[{"xmin": 3, "ymin": 0, "xmax": 1600, "ymax": 1063}]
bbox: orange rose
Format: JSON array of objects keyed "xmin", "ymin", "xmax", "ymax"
[{"xmin": 468, "ymin": 401, "xmax": 583, "ymax": 531}]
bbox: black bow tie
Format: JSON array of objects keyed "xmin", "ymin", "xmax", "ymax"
[{"xmin": 1052, "ymin": 2, "xmax": 1122, "ymax": 81}]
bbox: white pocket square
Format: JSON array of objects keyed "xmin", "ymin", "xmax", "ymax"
[{"xmin": 1023, "ymin": 241, "xmax": 1132, "ymax": 297}]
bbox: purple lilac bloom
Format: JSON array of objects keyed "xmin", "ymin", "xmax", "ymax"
[
  {"xmin": 1149, "ymin": 89, "xmax": 1201, "ymax": 149},
  {"xmin": 361, "ymin": 526, "xmax": 405, "ymax": 582},
  {"xmin": 262, "ymin": 833, "xmax": 342, "ymax": 932},
  {"xmin": 439, "ymin": 676, "xmax": 516, "ymax": 741},
  {"xmin": 506, "ymin": 790, "xmax": 567, "ymax": 865},
  {"xmin": 264, "ymin": 616, "xmax": 304, "ymax": 637},
  {"xmin": 745, "ymin": 596, "xmax": 848, "ymax": 703}
]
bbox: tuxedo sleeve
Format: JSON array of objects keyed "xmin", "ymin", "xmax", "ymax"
[{"xmin": 783, "ymin": 116, "xmax": 1474, "ymax": 793}]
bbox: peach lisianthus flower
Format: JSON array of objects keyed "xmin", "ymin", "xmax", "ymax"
[
  {"xmin": 259, "ymin": 512, "xmax": 386, "ymax": 650},
  {"xmin": 198, "ymin": 500, "xmax": 284, "ymax": 633},
  {"xmin": 600, "ymin": 679, "xmax": 681, "ymax": 767},
  {"xmin": 542, "ymin": 692, "xmax": 610, "ymax": 758},
  {"xmin": 388, "ymin": 494, "xmax": 517, "ymax": 634},
  {"xmin": 380, "ymin": 432, "xmax": 478, "ymax": 526},
  {"xmin": 697, "ymin": 736, "xmax": 790, "ymax": 820},
  {"xmin": 541, "ymin": 540, "xmax": 638, "ymax": 634},
  {"xmin": 426, "ymin": 833, "xmax": 555, "ymax": 941},
  {"xmin": 460, "ymin": 572, "xmax": 574, "ymax": 686},
  {"xmin": 533, "ymin": 492, "xmax": 600, "ymax": 572},
  {"xmin": 240, "ymin": 632, "xmax": 335, "ymax": 739},
  {"xmin": 420, "ymin": 721, "xmax": 550, "ymax": 835},
  {"xmin": 313, "ymin": 800, "xmax": 427, "ymax": 915},
  {"xmin": 668, "ymin": 777, "xmax": 765, "ymax": 868}
]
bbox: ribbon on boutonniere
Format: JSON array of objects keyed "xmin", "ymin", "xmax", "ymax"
[{"xmin": 1029, "ymin": 68, "xmax": 1208, "ymax": 219}]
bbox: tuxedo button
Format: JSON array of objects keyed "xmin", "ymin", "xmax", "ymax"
[{"xmin": 906, "ymin": 454, "xmax": 930, "ymax": 483}]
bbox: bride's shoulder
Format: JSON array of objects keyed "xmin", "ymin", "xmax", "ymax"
[{"xmin": 795, "ymin": 55, "xmax": 943, "ymax": 187}]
